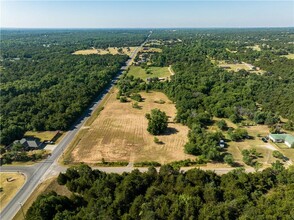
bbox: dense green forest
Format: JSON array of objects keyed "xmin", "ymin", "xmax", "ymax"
[
  {"xmin": 118, "ymin": 28, "xmax": 294, "ymax": 161},
  {"xmin": 0, "ymin": 29, "xmax": 149, "ymax": 145},
  {"xmin": 26, "ymin": 164, "xmax": 294, "ymax": 219}
]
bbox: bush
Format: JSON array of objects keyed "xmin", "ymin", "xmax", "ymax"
[
  {"xmin": 154, "ymin": 99, "xmax": 165, "ymax": 104},
  {"xmin": 131, "ymin": 93, "xmax": 143, "ymax": 102},
  {"xmin": 120, "ymin": 96, "xmax": 128, "ymax": 103},
  {"xmin": 57, "ymin": 173, "xmax": 67, "ymax": 185},
  {"xmin": 230, "ymin": 113, "xmax": 241, "ymax": 123},
  {"xmin": 228, "ymin": 128, "xmax": 248, "ymax": 141},
  {"xmin": 153, "ymin": 137, "xmax": 163, "ymax": 144},
  {"xmin": 134, "ymin": 161, "xmax": 161, "ymax": 167},
  {"xmin": 168, "ymin": 158, "xmax": 208, "ymax": 168},
  {"xmin": 0, "ymin": 146, "xmax": 6, "ymax": 155},
  {"xmin": 132, "ymin": 102, "xmax": 140, "ymax": 109},
  {"xmin": 283, "ymin": 120, "xmax": 294, "ymax": 131},
  {"xmin": 224, "ymin": 154, "xmax": 235, "ymax": 166},
  {"xmin": 272, "ymin": 150, "xmax": 284, "ymax": 159},
  {"xmin": 241, "ymin": 148, "xmax": 262, "ymax": 166},
  {"xmin": 216, "ymin": 120, "xmax": 228, "ymax": 130},
  {"xmin": 95, "ymin": 161, "xmax": 129, "ymax": 167}
]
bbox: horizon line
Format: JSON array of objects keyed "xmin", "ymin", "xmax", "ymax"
[{"xmin": 1, "ymin": 26, "xmax": 294, "ymax": 30}]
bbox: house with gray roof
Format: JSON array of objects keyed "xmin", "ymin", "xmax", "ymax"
[{"xmin": 13, "ymin": 138, "xmax": 40, "ymax": 150}]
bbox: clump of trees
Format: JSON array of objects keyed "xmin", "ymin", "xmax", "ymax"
[
  {"xmin": 241, "ymin": 148, "xmax": 262, "ymax": 167},
  {"xmin": 228, "ymin": 128, "xmax": 248, "ymax": 141},
  {"xmin": 0, "ymin": 144, "xmax": 48, "ymax": 165},
  {"xmin": 145, "ymin": 109, "xmax": 168, "ymax": 135},
  {"xmin": 184, "ymin": 125, "xmax": 224, "ymax": 160}
]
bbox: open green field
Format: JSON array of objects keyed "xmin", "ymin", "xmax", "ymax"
[
  {"xmin": 127, "ymin": 66, "xmax": 171, "ymax": 81},
  {"xmin": 281, "ymin": 53, "xmax": 294, "ymax": 59}
]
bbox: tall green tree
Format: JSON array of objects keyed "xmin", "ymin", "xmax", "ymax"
[{"xmin": 145, "ymin": 109, "xmax": 168, "ymax": 135}]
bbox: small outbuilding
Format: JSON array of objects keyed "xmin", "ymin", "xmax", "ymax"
[{"xmin": 269, "ymin": 134, "xmax": 294, "ymax": 148}]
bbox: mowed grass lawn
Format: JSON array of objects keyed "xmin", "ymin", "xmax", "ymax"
[
  {"xmin": 69, "ymin": 88, "xmax": 195, "ymax": 164},
  {"xmin": 24, "ymin": 131, "xmax": 59, "ymax": 142},
  {"xmin": 127, "ymin": 66, "xmax": 171, "ymax": 81},
  {"xmin": 0, "ymin": 173, "xmax": 25, "ymax": 212}
]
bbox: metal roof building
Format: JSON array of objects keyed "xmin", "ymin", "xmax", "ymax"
[{"xmin": 269, "ymin": 134, "xmax": 294, "ymax": 148}]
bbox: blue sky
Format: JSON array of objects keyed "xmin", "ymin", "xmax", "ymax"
[{"xmin": 1, "ymin": 1, "xmax": 294, "ymax": 28}]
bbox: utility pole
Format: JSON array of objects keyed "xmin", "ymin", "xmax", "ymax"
[{"xmin": 18, "ymin": 202, "xmax": 25, "ymax": 219}]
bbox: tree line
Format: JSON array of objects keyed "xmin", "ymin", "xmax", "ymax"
[{"xmin": 26, "ymin": 164, "xmax": 294, "ymax": 219}]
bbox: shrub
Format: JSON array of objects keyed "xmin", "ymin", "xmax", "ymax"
[
  {"xmin": 224, "ymin": 154, "xmax": 235, "ymax": 166},
  {"xmin": 272, "ymin": 150, "xmax": 284, "ymax": 159},
  {"xmin": 120, "ymin": 96, "xmax": 128, "ymax": 103},
  {"xmin": 154, "ymin": 99, "xmax": 165, "ymax": 104},
  {"xmin": 216, "ymin": 120, "xmax": 228, "ymax": 130},
  {"xmin": 132, "ymin": 102, "xmax": 140, "ymax": 109},
  {"xmin": 229, "ymin": 128, "xmax": 248, "ymax": 141},
  {"xmin": 134, "ymin": 161, "xmax": 161, "ymax": 167},
  {"xmin": 131, "ymin": 93, "xmax": 143, "ymax": 102}
]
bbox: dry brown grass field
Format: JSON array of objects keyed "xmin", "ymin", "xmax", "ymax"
[
  {"xmin": 13, "ymin": 177, "xmax": 70, "ymax": 220},
  {"xmin": 70, "ymin": 88, "xmax": 194, "ymax": 164},
  {"xmin": 72, "ymin": 47, "xmax": 137, "ymax": 56},
  {"xmin": 0, "ymin": 173, "xmax": 25, "ymax": 212}
]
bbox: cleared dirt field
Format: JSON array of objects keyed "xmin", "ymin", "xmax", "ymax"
[
  {"xmin": 70, "ymin": 89, "xmax": 194, "ymax": 164},
  {"xmin": 72, "ymin": 47, "xmax": 137, "ymax": 56},
  {"xmin": 218, "ymin": 61, "xmax": 265, "ymax": 74},
  {"xmin": 0, "ymin": 172, "xmax": 25, "ymax": 212}
]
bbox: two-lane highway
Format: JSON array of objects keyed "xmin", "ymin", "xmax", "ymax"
[{"xmin": 0, "ymin": 33, "xmax": 152, "ymax": 220}]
